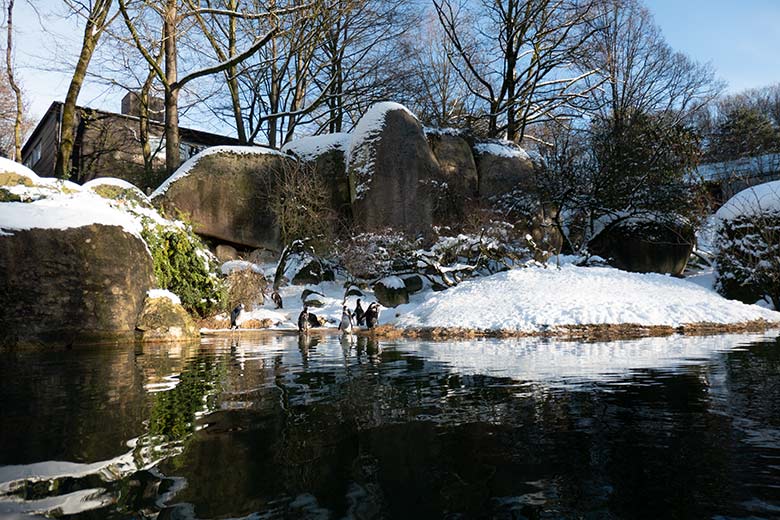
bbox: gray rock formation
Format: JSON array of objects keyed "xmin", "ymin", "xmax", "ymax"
[
  {"xmin": 348, "ymin": 103, "xmax": 437, "ymax": 233},
  {"xmin": 152, "ymin": 148, "xmax": 293, "ymax": 250},
  {"xmin": 427, "ymin": 132, "xmax": 478, "ymax": 223},
  {"xmin": 588, "ymin": 217, "xmax": 695, "ymax": 276},
  {"xmin": 0, "ymin": 224, "xmax": 155, "ymax": 346},
  {"xmin": 136, "ymin": 295, "xmax": 200, "ymax": 342},
  {"xmin": 473, "ymin": 141, "xmax": 536, "ymax": 199}
]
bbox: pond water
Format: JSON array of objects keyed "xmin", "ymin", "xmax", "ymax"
[{"xmin": 1, "ymin": 331, "xmax": 780, "ymax": 519}]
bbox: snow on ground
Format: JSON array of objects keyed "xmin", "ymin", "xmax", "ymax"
[
  {"xmin": 0, "ymin": 156, "xmax": 40, "ymax": 182},
  {"xmin": 715, "ymin": 180, "xmax": 780, "ymax": 220},
  {"xmin": 281, "ymin": 133, "xmax": 350, "ymax": 161},
  {"xmin": 385, "ymin": 263, "xmax": 780, "ymax": 332},
  {"xmin": 221, "ymin": 260, "xmax": 265, "ymax": 275},
  {"xmin": 151, "ymin": 145, "xmax": 288, "ymax": 198}
]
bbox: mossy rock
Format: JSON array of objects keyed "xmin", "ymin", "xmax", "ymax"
[
  {"xmin": 0, "ymin": 187, "xmax": 22, "ymax": 202},
  {"xmin": 91, "ymin": 184, "xmax": 152, "ymax": 208},
  {"xmin": 301, "ymin": 289, "xmax": 325, "ymax": 301},
  {"xmin": 345, "ymin": 286, "xmax": 364, "ymax": 297},
  {"xmin": 136, "ymin": 295, "xmax": 200, "ymax": 342},
  {"xmin": 0, "ymin": 172, "xmax": 34, "ymax": 187}
]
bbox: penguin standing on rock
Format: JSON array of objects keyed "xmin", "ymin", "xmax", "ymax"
[
  {"xmin": 354, "ymin": 299, "xmax": 365, "ymax": 326},
  {"xmin": 365, "ymin": 302, "xmax": 380, "ymax": 329},
  {"xmin": 298, "ymin": 306, "xmax": 310, "ymax": 333},
  {"xmin": 338, "ymin": 305, "xmax": 354, "ymax": 334},
  {"xmin": 230, "ymin": 303, "xmax": 245, "ymax": 329}
]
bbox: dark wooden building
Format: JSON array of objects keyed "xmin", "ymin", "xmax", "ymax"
[{"xmin": 21, "ymin": 94, "xmax": 242, "ymax": 191}]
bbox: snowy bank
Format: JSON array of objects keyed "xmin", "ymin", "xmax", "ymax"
[{"xmin": 385, "ymin": 264, "xmax": 780, "ymax": 333}]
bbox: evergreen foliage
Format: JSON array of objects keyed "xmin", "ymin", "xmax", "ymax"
[{"xmin": 141, "ymin": 218, "xmax": 226, "ymax": 317}]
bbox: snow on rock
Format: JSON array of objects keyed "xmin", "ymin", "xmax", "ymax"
[
  {"xmin": 221, "ymin": 260, "xmax": 265, "ymax": 276},
  {"xmin": 473, "ymin": 140, "xmax": 531, "ymax": 160},
  {"xmin": 423, "ymin": 126, "xmax": 466, "ymax": 137},
  {"xmin": 0, "ymin": 194, "xmax": 143, "ymax": 237},
  {"xmin": 0, "ymin": 156, "xmax": 41, "ymax": 182},
  {"xmin": 387, "ymin": 264, "xmax": 780, "ymax": 332},
  {"xmin": 715, "ymin": 180, "xmax": 780, "ymax": 221},
  {"xmin": 151, "ymin": 145, "xmax": 288, "ymax": 198},
  {"xmin": 346, "ymin": 101, "xmax": 417, "ymax": 199},
  {"xmin": 281, "ymin": 133, "xmax": 350, "ymax": 161},
  {"xmin": 378, "ymin": 275, "xmax": 406, "ymax": 290},
  {"xmin": 82, "ymin": 177, "xmax": 141, "ymax": 191},
  {"xmin": 146, "ymin": 289, "xmax": 182, "ymax": 305}
]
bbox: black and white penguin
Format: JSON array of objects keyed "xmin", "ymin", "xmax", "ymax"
[
  {"xmin": 339, "ymin": 305, "xmax": 354, "ymax": 334},
  {"xmin": 271, "ymin": 291, "xmax": 283, "ymax": 309},
  {"xmin": 230, "ymin": 303, "xmax": 245, "ymax": 329},
  {"xmin": 365, "ymin": 302, "xmax": 380, "ymax": 329},
  {"xmin": 355, "ymin": 299, "xmax": 365, "ymax": 326},
  {"xmin": 298, "ymin": 306, "xmax": 310, "ymax": 332}
]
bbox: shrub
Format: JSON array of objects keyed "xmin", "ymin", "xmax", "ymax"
[{"xmin": 141, "ymin": 218, "xmax": 226, "ymax": 317}]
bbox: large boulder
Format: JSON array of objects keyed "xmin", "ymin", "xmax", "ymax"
[
  {"xmin": 588, "ymin": 217, "xmax": 695, "ymax": 275},
  {"xmin": 0, "ymin": 224, "xmax": 155, "ymax": 346},
  {"xmin": 427, "ymin": 130, "xmax": 478, "ymax": 223},
  {"xmin": 151, "ymin": 146, "xmax": 295, "ymax": 250},
  {"xmin": 273, "ymin": 240, "xmax": 333, "ymax": 287},
  {"xmin": 373, "ymin": 276, "xmax": 410, "ymax": 308},
  {"xmin": 473, "ymin": 141, "xmax": 536, "ymax": 199},
  {"xmin": 347, "ymin": 103, "xmax": 437, "ymax": 233},
  {"xmin": 135, "ymin": 292, "xmax": 199, "ymax": 342},
  {"xmin": 282, "ymin": 133, "xmax": 353, "ymax": 221}
]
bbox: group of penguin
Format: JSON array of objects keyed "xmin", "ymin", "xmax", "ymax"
[
  {"xmin": 298, "ymin": 298, "xmax": 380, "ymax": 334},
  {"xmin": 229, "ymin": 294, "xmax": 380, "ymax": 333}
]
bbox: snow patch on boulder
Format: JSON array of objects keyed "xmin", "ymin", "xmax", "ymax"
[
  {"xmin": 715, "ymin": 180, "xmax": 780, "ymax": 221},
  {"xmin": 146, "ymin": 289, "xmax": 182, "ymax": 305},
  {"xmin": 281, "ymin": 133, "xmax": 350, "ymax": 161}
]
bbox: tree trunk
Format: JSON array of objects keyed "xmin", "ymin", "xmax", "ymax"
[
  {"xmin": 5, "ymin": 0, "xmax": 22, "ymax": 161},
  {"xmin": 163, "ymin": 0, "xmax": 180, "ymax": 175},
  {"xmin": 54, "ymin": 0, "xmax": 111, "ymax": 179}
]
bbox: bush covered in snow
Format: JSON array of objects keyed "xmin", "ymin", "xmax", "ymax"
[
  {"xmin": 714, "ymin": 181, "xmax": 780, "ymax": 309},
  {"xmin": 141, "ymin": 219, "xmax": 227, "ymax": 317},
  {"xmin": 715, "ymin": 206, "xmax": 780, "ymax": 310}
]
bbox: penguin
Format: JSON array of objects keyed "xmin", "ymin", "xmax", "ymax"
[
  {"xmin": 365, "ymin": 302, "xmax": 380, "ymax": 329},
  {"xmin": 338, "ymin": 305, "xmax": 354, "ymax": 334},
  {"xmin": 307, "ymin": 312, "xmax": 322, "ymax": 329},
  {"xmin": 230, "ymin": 303, "xmax": 245, "ymax": 329},
  {"xmin": 271, "ymin": 291, "xmax": 283, "ymax": 309},
  {"xmin": 298, "ymin": 306, "xmax": 310, "ymax": 332},
  {"xmin": 354, "ymin": 299, "xmax": 365, "ymax": 326}
]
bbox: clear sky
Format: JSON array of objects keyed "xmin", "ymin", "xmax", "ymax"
[
  {"xmin": 648, "ymin": 0, "xmax": 780, "ymax": 93},
  {"xmin": 10, "ymin": 0, "xmax": 780, "ymax": 124}
]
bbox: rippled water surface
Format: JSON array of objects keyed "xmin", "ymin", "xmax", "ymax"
[{"xmin": 2, "ymin": 332, "xmax": 780, "ymax": 519}]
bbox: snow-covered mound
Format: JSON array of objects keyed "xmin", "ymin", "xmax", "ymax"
[
  {"xmin": 281, "ymin": 133, "xmax": 350, "ymax": 161},
  {"xmin": 387, "ymin": 264, "xmax": 780, "ymax": 332},
  {"xmin": 0, "ymin": 156, "xmax": 40, "ymax": 182},
  {"xmin": 715, "ymin": 180, "xmax": 780, "ymax": 221}
]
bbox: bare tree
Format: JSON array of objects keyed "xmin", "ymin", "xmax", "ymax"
[
  {"xmin": 433, "ymin": 0, "xmax": 602, "ymax": 142},
  {"xmin": 579, "ymin": 0, "xmax": 721, "ymax": 126},
  {"xmin": 3, "ymin": 0, "xmax": 23, "ymax": 160},
  {"xmin": 54, "ymin": 0, "xmax": 115, "ymax": 179},
  {"xmin": 118, "ymin": 0, "xmax": 288, "ymax": 173}
]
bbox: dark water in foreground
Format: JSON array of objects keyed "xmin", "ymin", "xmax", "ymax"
[{"xmin": 1, "ymin": 332, "xmax": 780, "ymax": 519}]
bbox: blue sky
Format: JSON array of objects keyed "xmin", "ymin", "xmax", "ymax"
[
  {"xmin": 648, "ymin": 0, "xmax": 780, "ymax": 93},
  {"xmin": 11, "ymin": 0, "xmax": 780, "ymax": 123}
]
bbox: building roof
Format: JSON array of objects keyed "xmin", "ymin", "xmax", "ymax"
[{"xmin": 22, "ymin": 100, "xmax": 245, "ymax": 156}]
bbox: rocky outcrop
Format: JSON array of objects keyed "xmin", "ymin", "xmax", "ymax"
[
  {"xmin": 273, "ymin": 240, "xmax": 334, "ymax": 287},
  {"xmin": 373, "ymin": 276, "xmax": 410, "ymax": 308},
  {"xmin": 347, "ymin": 103, "xmax": 437, "ymax": 233},
  {"xmin": 473, "ymin": 141, "xmax": 536, "ymax": 199},
  {"xmin": 135, "ymin": 294, "xmax": 199, "ymax": 342},
  {"xmin": 588, "ymin": 217, "xmax": 695, "ymax": 275},
  {"xmin": 282, "ymin": 133, "xmax": 353, "ymax": 221},
  {"xmin": 152, "ymin": 147, "xmax": 294, "ymax": 250},
  {"xmin": 0, "ymin": 224, "xmax": 155, "ymax": 346},
  {"xmin": 427, "ymin": 132, "xmax": 478, "ymax": 223}
]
